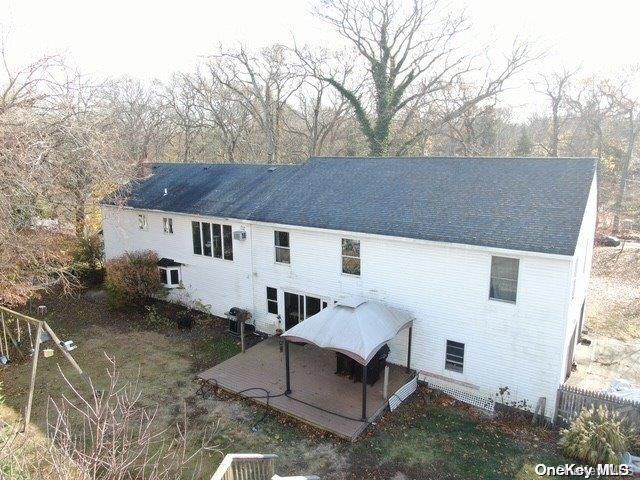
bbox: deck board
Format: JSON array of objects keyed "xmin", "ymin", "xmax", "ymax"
[{"xmin": 198, "ymin": 337, "xmax": 411, "ymax": 441}]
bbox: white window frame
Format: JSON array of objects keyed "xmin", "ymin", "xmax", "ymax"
[
  {"xmin": 163, "ymin": 217, "xmax": 173, "ymax": 234},
  {"xmin": 138, "ymin": 214, "xmax": 148, "ymax": 230},
  {"xmin": 159, "ymin": 266, "xmax": 181, "ymax": 288},
  {"xmin": 488, "ymin": 255, "xmax": 519, "ymax": 304},
  {"xmin": 192, "ymin": 220, "xmax": 234, "ymax": 261},
  {"xmin": 274, "ymin": 230, "xmax": 290, "ymax": 264},
  {"xmin": 341, "ymin": 238, "xmax": 361, "ymax": 276}
]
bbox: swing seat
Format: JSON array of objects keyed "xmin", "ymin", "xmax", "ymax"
[
  {"xmin": 0, "ymin": 355, "xmax": 8, "ymax": 365},
  {"xmin": 43, "ymin": 349, "xmax": 54, "ymax": 358}
]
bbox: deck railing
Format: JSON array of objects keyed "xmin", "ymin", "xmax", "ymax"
[{"xmin": 211, "ymin": 453, "xmax": 319, "ymax": 480}]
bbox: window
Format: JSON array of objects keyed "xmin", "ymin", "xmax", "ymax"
[
  {"xmin": 266, "ymin": 287, "xmax": 278, "ymax": 314},
  {"xmin": 489, "ymin": 256, "xmax": 519, "ymax": 303},
  {"xmin": 341, "ymin": 238, "xmax": 360, "ymax": 275},
  {"xmin": 138, "ymin": 214, "xmax": 147, "ymax": 230},
  {"xmin": 192, "ymin": 222, "xmax": 202, "ymax": 255},
  {"xmin": 445, "ymin": 340, "xmax": 465, "ymax": 373},
  {"xmin": 202, "ymin": 222, "xmax": 212, "ymax": 257},
  {"xmin": 274, "ymin": 231, "xmax": 290, "ymax": 264},
  {"xmin": 163, "ymin": 217, "xmax": 173, "ymax": 234},
  {"xmin": 159, "ymin": 267, "xmax": 180, "ymax": 288},
  {"xmin": 283, "ymin": 292, "xmax": 328, "ymax": 330},
  {"xmin": 223, "ymin": 225, "xmax": 233, "ymax": 260},
  {"xmin": 191, "ymin": 221, "xmax": 234, "ymax": 260}
]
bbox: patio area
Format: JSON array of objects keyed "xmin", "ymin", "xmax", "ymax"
[{"xmin": 198, "ymin": 336, "xmax": 413, "ymax": 441}]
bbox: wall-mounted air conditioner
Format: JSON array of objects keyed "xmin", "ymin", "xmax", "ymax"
[{"xmin": 233, "ymin": 230, "xmax": 246, "ymax": 240}]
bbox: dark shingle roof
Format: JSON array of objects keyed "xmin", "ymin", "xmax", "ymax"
[{"xmin": 105, "ymin": 157, "xmax": 597, "ymax": 256}]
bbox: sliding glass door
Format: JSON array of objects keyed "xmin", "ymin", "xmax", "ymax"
[{"xmin": 284, "ymin": 292, "xmax": 325, "ymax": 330}]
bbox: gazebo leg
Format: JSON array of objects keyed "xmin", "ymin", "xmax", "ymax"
[
  {"xmin": 406, "ymin": 326, "xmax": 413, "ymax": 374},
  {"xmin": 284, "ymin": 340, "xmax": 291, "ymax": 394},
  {"xmin": 361, "ymin": 363, "xmax": 368, "ymax": 421}
]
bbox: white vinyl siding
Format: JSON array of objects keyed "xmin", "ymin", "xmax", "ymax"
[{"xmin": 101, "ymin": 191, "xmax": 596, "ymax": 418}]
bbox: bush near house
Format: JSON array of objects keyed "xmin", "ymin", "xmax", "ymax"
[
  {"xmin": 559, "ymin": 405, "xmax": 633, "ymax": 466},
  {"xmin": 72, "ymin": 234, "xmax": 105, "ymax": 286},
  {"xmin": 105, "ymin": 250, "xmax": 162, "ymax": 309}
]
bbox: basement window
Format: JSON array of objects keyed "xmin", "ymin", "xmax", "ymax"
[
  {"xmin": 163, "ymin": 217, "xmax": 173, "ymax": 234},
  {"xmin": 266, "ymin": 287, "xmax": 278, "ymax": 314},
  {"xmin": 159, "ymin": 267, "xmax": 180, "ymax": 288},
  {"xmin": 341, "ymin": 238, "xmax": 360, "ymax": 276},
  {"xmin": 138, "ymin": 214, "xmax": 148, "ymax": 230},
  {"xmin": 274, "ymin": 231, "xmax": 290, "ymax": 264},
  {"xmin": 445, "ymin": 340, "xmax": 465, "ymax": 373},
  {"xmin": 489, "ymin": 256, "xmax": 519, "ymax": 303}
]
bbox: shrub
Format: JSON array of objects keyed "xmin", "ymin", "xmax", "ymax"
[
  {"xmin": 559, "ymin": 405, "xmax": 632, "ymax": 466},
  {"xmin": 105, "ymin": 250, "xmax": 162, "ymax": 309},
  {"xmin": 72, "ymin": 234, "xmax": 105, "ymax": 286}
]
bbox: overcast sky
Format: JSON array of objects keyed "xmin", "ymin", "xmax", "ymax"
[{"xmin": 2, "ymin": 0, "xmax": 639, "ymax": 116}]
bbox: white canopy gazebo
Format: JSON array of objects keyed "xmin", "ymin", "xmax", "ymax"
[{"xmin": 281, "ymin": 296, "xmax": 414, "ymax": 420}]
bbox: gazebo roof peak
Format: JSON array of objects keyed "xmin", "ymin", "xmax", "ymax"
[{"xmin": 336, "ymin": 295, "xmax": 367, "ymax": 309}]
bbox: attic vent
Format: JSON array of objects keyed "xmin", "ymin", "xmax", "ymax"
[{"xmin": 267, "ymin": 167, "xmax": 277, "ymax": 172}]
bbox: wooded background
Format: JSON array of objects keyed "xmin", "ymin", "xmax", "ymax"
[{"xmin": 1, "ymin": 0, "xmax": 638, "ymax": 305}]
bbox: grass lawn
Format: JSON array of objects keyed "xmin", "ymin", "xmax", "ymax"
[{"xmin": 1, "ymin": 290, "xmax": 574, "ymax": 479}]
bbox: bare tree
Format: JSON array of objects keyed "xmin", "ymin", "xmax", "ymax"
[
  {"xmin": 36, "ymin": 357, "xmax": 216, "ymax": 479},
  {"xmin": 534, "ymin": 68, "xmax": 577, "ymax": 157},
  {"xmin": 307, "ymin": 0, "xmax": 533, "ymax": 156},
  {"xmin": 284, "ymin": 75, "xmax": 351, "ymax": 157},
  {"xmin": 0, "ymin": 47, "xmax": 82, "ymax": 305},
  {"xmin": 163, "ymin": 73, "xmax": 206, "ymax": 162},
  {"xmin": 208, "ymin": 44, "xmax": 303, "ymax": 163},
  {"xmin": 104, "ymin": 78, "xmax": 174, "ymax": 168},
  {"xmin": 191, "ymin": 63, "xmax": 253, "ymax": 163},
  {"xmin": 602, "ymin": 76, "xmax": 640, "ymax": 234}
]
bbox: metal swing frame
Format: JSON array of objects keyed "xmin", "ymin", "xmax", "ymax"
[{"xmin": 0, "ymin": 306, "xmax": 84, "ymax": 432}]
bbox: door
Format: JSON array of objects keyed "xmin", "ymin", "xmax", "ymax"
[
  {"xmin": 284, "ymin": 292, "xmax": 323, "ymax": 330},
  {"xmin": 284, "ymin": 292, "xmax": 302, "ymax": 330}
]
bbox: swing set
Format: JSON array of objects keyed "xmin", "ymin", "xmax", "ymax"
[{"xmin": 0, "ymin": 305, "xmax": 84, "ymax": 432}]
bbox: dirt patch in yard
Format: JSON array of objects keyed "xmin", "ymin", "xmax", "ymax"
[{"xmin": 586, "ymin": 245, "xmax": 640, "ymax": 339}]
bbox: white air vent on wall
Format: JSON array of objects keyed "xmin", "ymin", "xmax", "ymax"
[{"xmin": 233, "ymin": 231, "xmax": 246, "ymax": 240}]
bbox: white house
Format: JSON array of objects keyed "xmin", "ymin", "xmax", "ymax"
[{"xmin": 101, "ymin": 156, "xmax": 597, "ymax": 417}]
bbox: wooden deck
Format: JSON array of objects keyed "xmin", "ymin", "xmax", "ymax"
[{"xmin": 198, "ymin": 337, "xmax": 412, "ymax": 441}]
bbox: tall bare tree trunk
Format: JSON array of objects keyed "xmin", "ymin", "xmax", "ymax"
[{"xmin": 612, "ymin": 107, "xmax": 637, "ymax": 234}]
